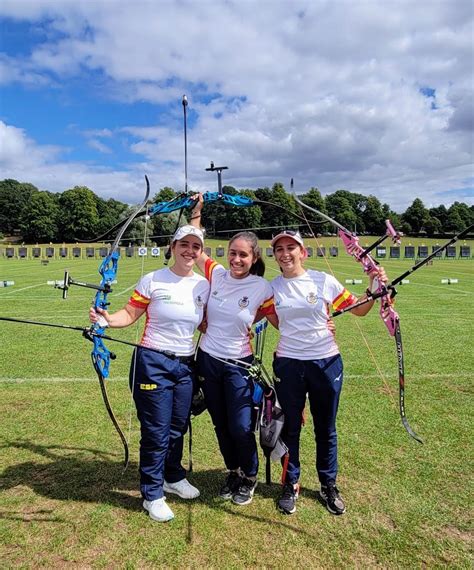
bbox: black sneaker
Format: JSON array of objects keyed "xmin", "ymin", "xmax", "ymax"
[
  {"xmin": 218, "ymin": 471, "xmax": 242, "ymax": 500},
  {"xmin": 278, "ymin": 483, "xmax": 299, "ymax": 515},
  {"xmin": 318, "ymin": 483, "xmax": 346, "ymax": 515},
  {"xmin": 232, "ymin": 477, "xmax": 257, "ymax": 506}
]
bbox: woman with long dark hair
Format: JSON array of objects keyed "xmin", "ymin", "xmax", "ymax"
[{"xmin": 190, "ymin": 200, "xmax": 276, "ymax": 506}]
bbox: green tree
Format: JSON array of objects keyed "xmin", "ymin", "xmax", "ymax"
[
  {"xmin": 445, "ymin": 209, "xmax": 465, "ymax": 233},
  {"xmin": 382, "ymin": 203, "xmax": 401, "ymax": 230},
  {"xmin": 423, "ymin": 216, "xmax": 442, "ymax": 235},
  {"xmin": 95, "ymin": 196, "xmax": 129, "ymax": 239},
  {"xmin": 255, "ymin": 182, "xmax": 296, "ymax": 237},
  {"xmin": 402, "ymin": 198, "xmax": 430, "ymax": 233},
  {"xmin": 149, "ymin": 187, "xmax": 180, "ymax": 243},
  {"xmin": 325, "ymin": 191, "xmax": 358, "ymax": 234},
  {"xmin": 400, "ymin": 221, "xmax": 413, "ymax": 235},
  {"xmin": 361, "ymin": 195, "xmax": 385, "ymax": 234},
  {"xmin": 58, "ymin": 186, "xmax": 100, "ymax": 241},
  {"xmin": 19, "ymin": 191, "xmax": 60, "ymax": 242},
  {"xmin": 299, "ymin": 187, "xmax": 329, "ymax": 234},
  {"xmin": 429, "ymin": 205, "xmax": 448, "ymax": 228},
  {"xmin": 447, "ymin": 202, "xmax": 473, "ymax": 231},
  {"xmin": 203, "ymin": 187, "xmax": 262, "ymax": 236},
  {"xmin": 0, "ymin": 179, "xmax": 38, "ymax": 234},
  {"xmin": 200, "ymin": 185, "xmax": 236, "ymax": 236}
]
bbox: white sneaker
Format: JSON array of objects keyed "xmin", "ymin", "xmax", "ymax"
[
  {"xmin": 163, "ymin": 478, "xmax": 200, "ymax": 499},
  {"xmin": 143, "ymin": 498, "xmax": 174, "ymax": 522}
]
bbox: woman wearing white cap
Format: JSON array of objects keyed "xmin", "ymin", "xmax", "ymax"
[
  {"xmin": 89, "ymin": 224, "xmax": 209, "ymax": 522},
  {"xmin": 270, "ymin": 230, "xmax": 387, "ymax": 516},
  {"xmin": 189, "ymin": 198, "xmax": 276, "ymax": 506}
]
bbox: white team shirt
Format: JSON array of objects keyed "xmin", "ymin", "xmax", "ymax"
[
  {"xmin": 129, "ymin": 268, "xmax": 210, "ymax": 356},
  {"xmin": 200, "ymin": 260, "xmax": 274, "ymax": 359},
  {"xmin": 272, "ymin": 269, "xmax": 357, "ymax": 360}
]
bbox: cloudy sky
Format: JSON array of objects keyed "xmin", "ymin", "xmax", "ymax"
[{"xmin": 1, "ymin": 0, "xmax": 473, "ymax": 211}]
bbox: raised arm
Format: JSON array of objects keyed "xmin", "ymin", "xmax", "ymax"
[{"xmin": 189, "ymin": 193, "xmax": 209, "ymax": 274}]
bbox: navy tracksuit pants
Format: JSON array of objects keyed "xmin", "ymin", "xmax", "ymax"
[
  {"xmin": 130, "ymin": 347, "xmax": 194, "ymax": 501},
  {"xmin": 273, "ymin": 354, "xmax": 344, "ymax": 486},
  {"xmin": 197, "ymin": 349, "xmax": 258, "ymax": 478}
]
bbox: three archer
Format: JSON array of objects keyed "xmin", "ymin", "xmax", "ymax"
[{"xmin": 8, "ymin": 185, "xmax": 469, "ymax": 520}]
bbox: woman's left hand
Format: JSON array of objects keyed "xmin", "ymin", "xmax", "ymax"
[
  {"xmin": 368, "ymin": 266, "xmax": 389, "ymax": 291},
  {"xmin": 198, "ymin": 315, "xmax": 208, "ymax": 334}
]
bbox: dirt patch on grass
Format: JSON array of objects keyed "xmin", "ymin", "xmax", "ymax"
[{"xmin": 439, "ymin": 524, "xmax": 472, "ymax": 544}]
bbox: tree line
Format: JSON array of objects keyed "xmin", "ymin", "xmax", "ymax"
[{"xmin": 0, "ymin": 178, "xmax": 472, "ymax": 245}]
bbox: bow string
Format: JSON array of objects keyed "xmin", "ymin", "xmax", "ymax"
[{"xmin": 291, "ymin": 189, "xmax": 423, "ymax": 443}]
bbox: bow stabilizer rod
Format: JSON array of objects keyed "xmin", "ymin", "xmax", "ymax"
[{"xmin": 205, "ymin": 161, "xmax": 229, "ymax": 198}]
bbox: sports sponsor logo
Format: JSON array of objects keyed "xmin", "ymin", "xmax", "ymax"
[{"xmin": 211, "ymin": 289, "xmax": 225, "ymax": 303}]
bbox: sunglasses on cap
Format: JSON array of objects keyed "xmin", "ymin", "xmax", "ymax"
[
  {"xmin": 172, "ymin": 225, "xmax": 205, "ymax": 245},
  {"xmin": 270, "ymin": 229, "xmax": 304, "ymax": 247}
]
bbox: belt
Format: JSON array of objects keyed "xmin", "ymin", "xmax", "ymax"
[{"xmin": 156, "ymin": 350, "xmax": 194, "ymax": 364}]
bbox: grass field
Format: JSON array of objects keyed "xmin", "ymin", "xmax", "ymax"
[{"xmin": 0, "ymin": 236, "xmax": 473, "ymax": 568}]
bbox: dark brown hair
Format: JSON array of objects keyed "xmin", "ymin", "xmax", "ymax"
[{"xmin": 228, "ymin": 231, "xmax": 265, "ymax": 276}]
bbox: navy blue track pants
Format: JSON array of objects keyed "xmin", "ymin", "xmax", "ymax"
[
  {"xmin": 197, "ymin": 349, "xmax": 258, "ymax": 478},
  {"xmin": 129, "ymin": 347, "xmax": 194, "ymax": 501},
  {"xmin": 273, "ymin": 354, "xmax": 344, "ymax": 486}
]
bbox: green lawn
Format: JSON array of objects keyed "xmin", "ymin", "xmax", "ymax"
[{"xmin": 0, "ymin": 239, "xmax": 473, "ymax": 568}]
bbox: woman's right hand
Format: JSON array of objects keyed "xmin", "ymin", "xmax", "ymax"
[
  {"xmin": 89, "ymin": 306, "xmax": 111, "ymax": 328},
  {"xmin": 190, "ymin": 192, "xmax": 204, "ymax": 216},
  {"xmin": 197, "ymin": 314, "xmax": 208, "ymax": 334}
]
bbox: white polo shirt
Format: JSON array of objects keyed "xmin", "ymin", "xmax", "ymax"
[
  {"xmin": 200, "ymin": 259, "xmax": 274, "ymax": 359},
  {"xmin": 272, "ymin": 269, "xmax": 357, "ymax": 360},
  {"xmin": 128, "ymin": 268, "xmax": 210, "ymax": 356}
]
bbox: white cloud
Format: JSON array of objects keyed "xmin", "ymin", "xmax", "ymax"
[
  {"xmin": 0, "ymin": 0, "xmax": 472, "ymax": 209},
  {"xmin": 87, "ymin": 138, "xmax": 112, "ymax": 154},
  {"xmin": 0, "ymin": 121, "xmax": 61, "ymax": 168}
]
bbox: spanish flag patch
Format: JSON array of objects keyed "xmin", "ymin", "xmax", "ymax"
[
  {"xmin": 129, "ymin": 290, "xmax": 151, "ymax": 309},
  {"xmin": 205, "ymin": 258, "xmax": 218, "ymax": 281},
  {"xmin": 332, "ymin": 289, "xmax": 357, "ymax": 312},
  {"xmin": 259, "ymin": 296, "xmax": 275, "ymax": 316}
]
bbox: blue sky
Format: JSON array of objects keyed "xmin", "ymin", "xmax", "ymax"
[{"xmin": 0, "ymin": 0, "xmax": 473, "ymax": 210}]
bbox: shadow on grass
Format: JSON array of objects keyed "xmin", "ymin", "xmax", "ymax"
[
  {"xmin": 174, "ymin": 469, "xmax": 328, "ymax": 544},
  {"xmin": 1, "ymin": 439, "xmax": 327, "ymax": 541},
  {"xmin": 0, "ymin": 439, "xmax": 139, "ymax": 514}
]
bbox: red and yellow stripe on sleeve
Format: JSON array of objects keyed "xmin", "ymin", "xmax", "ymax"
[
  {"xmin": 128, "ymin": 290, "xmax": 151, "ymax": 309},
  {"xmin": 332, "ymin": 289, "xmax": 357, "ymax": 312},
  {"xmin": 259, "ymin": 296, "xmax": 275, "ymax": 316},
  {"xmin": 204, "ymin": 258, "xmax": 218, "ymax": 282}
]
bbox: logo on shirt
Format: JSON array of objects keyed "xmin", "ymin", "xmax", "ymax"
[
  {"xmin": 195, "ymin": 295, "xmax": 204, "ymax": 307},
  {"xmin": 211, "ymin": 289, "xmax": 225, "ymax": 303},
  {"xmin": 275, "ymin": 299, "xmax": 292, "ymax": 310},
  {"xmin": 306, "ymin": 292, "xmax": 318, "ymax": 304},
  {"xmin": 238, "ymin": 296, "xmax": 250, "ymax": 308},
  {"xmin": 156, "ymin": 294, "xmax": 172, "ymax": 301}
]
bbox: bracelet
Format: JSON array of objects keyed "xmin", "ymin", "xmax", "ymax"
[{"xmin": 365, "ymin": 287, "xmax": 373, "ymax": 298}]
